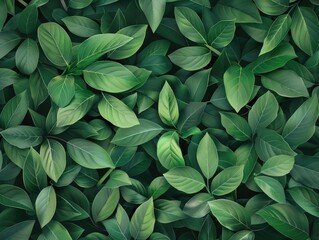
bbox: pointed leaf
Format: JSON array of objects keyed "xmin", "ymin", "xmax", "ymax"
[
  {"xmin": 254, "ymin": 176, "xmax": 286, "ymax": 203},
  {"xmin": 36, "ymin": 186, "xmax": 56, "ymax": 228}
]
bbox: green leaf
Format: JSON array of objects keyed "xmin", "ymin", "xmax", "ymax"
[
  {"xmin": 147, "ymin": 176, "xmax": 170, "ymax": 200},
  {"xmin": 0, "ymin": 90, "xmax": 29, "ymax": 129},
  {"xmin": 75, "ymin": 33, "xmax": 132, "ymax": 69},
  {"xmin": 139, "ymin": 0, "xmax": 166, "ymax": 32},
  {"xmin": 255, "ymin": 128, "xmax": 296, "ymax": 161},
  {"xmin": 48, "ymin": 75, "xmax": 75, "ymax": 108},
  {"xmin": 291, "ymin": 7, "xmax": 319, "ymax": 55},
  {"xmin": 0, "ymin": 68, "xmax": 20, "ymax": 90},
  {"xmin": 260, "ymin": 14, "xmax": 291, "ymax": 55},
  {"xmin": 105, "ymin": 170, "xmax": 132, "ymax": 188},
  {"xmin": 0, "ymin": 220, "xmax": 35, "ymax": 240},
  {"xmin": 62, "ymin": 16, "xmax": 100, "ymax": 38},
  {"xmin": 164, "ymin": 166, "xmax": 205, "ymax": 194},
  {"xmin": 198, "ymin": 216, "xmax": 217, "ymax": 240},
  {"xmin": 98, "ymin": 93, "xmax": 139, "ymax": 128},
  {"xmin": 169, "ymin": 46, "xmax": 211, "ymax": 71},
  {"xmin": 0, "ymin": 184, "xmax": 34, "ymax": 211},
  {"xmin": 254, "ymin": 176, "xmax": 286, "ymax": 203},
  {"xmin": 229, "ymin": 230, "xmax": 255, "ymax": 240},
  {"xmin": 208, "ymin": 20, "xmax": 235, "ymax": 49},
  {"xmin": 185, "ymin": 69, "xmax": 210, "ymax": 102},
  {"xmin": 248, "ymin": 91, "xmax": 278, "ymax": 134},
  {"xmin": 18, "ymin": 4, "xmax": 38, "ymax": 34},
  {"xmin": 220, "ymin": 112, "xmax": 252, "ymax": 141},
  {"xmin": 214, "ymin": 0, "xmax": 261, "ymax": 23},
  {"xmin": 67, "ymin": 138, "xmax": 114, "ymax": 169},
  {"xmin": 56, "ymin": 89, "xmax": 96, "ymax": 127},
  {"xmin": 174, "ymin": 7, "xmax": 206, "ymax": 43},
  {"xmin": 83, "ymin": 61, "xmax": 142, "ymax": 93},
  {"xmin": 224, "ymin": 65, "xmax": 255, "ymax": 112},
  {"xmin": 282, "ymin": 96, "xmax": 318, "ymax": 148},
  {"xmin": 211, "ymin": 165, "xmax": 244, "ymax": 196},
  {"xmin": 196, "ymin": 133, "xmax": 218, "ymax": 179},
  {"xmin": 69, "ymin": 0, "xmax": 93, "ymax": 9},
  {"xmin": 247, "ymin": 42, "xmax": 297, "ymax": 74},
  {"xmin": 208, "ymin": 199, "xmax": 251, "ymax": 231},
  {"xmin": 0, "ymin": 32, "xmax": 21, "ymax": 59},
  {"xmin": 111, "ymin": 119, "xmax": 163, "ymax": 146},
  {"xmin": 40, "ymin": 139, "xmax": 66, "ymax": 182},
  {"xmin": 1, "ymin": 126, "xmax": 43, "ymax": 149},
  {"xmin": 288, "ymin": 186, "xmax": 319, "ymax": 218},
  {"xmin": 130, "ymin": 198, "xmax": 155, "ymax": 240},
  {"xmin": 36, "ymin": 186, "xmax": 56, "ymax": 228},
  {"xmin": 42, "ymin": 221, "xmax": 72, "ymax": 240},
  {"xmin": 38, "ymin": 22, "xmax": 72, "ymax": 67},
  {"xmin": 177, "ymin": 102, "xmax": 206, "ymax": 133},
  {"xmin": 15, "ymin": 38, "xmax": 39, "ymax": 75},
  {"xmin": 261, "ymin": 70, "xmax": 309, "ymax": 98},
  {"xmin": 235, "ymin": 143, "xmax": 257, "ymax": 183},
  {"xmin": 254, "ymin": 0, "xmax": 289, "ymax": 16},
  {"xmin": 158, "ymin": 82, "xmax": 179, "ymax": 127},
  {"xmin": 261, "ymin": 155, "xmax": 295, "ymax": 177},
  {"xmin": 257, "ymin": 203, "xmax": 309, "ymax": 240},
  {"xmin": 92, "ymin": 188, "xmax": 120, "ymax": 222},
  {"xmin": 183, "ymin": 193, "xmax": 213, "ymax": 218},
  {"xmin": 157, "ymin": 131, "xmax": 185, "ymax": 170},
  {"xmin": 110, "ymin": 25, "xmax": 148, "ymax": 60}
]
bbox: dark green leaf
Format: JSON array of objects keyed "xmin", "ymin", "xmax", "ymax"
[
  {"xmin": 0, "ymin": 184, "xmax": 33, "ymax": 211},
  {"xmin": 15, "ymin": 38, "xmax": 39, "ymax": 75}
]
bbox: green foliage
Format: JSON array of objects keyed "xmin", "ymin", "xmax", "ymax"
[{"xmin": 0, "ymin": 0, "xmax": 319, "ymax": 239}]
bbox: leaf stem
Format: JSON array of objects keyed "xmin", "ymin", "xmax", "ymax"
[
  {"xmin": 97, "ymin": 168, "xmax": 114, "ymax": 187},
  {"xmin": 205, "ymin": 44, "xmax": 222, "ymax": 56},
  {"xmin": 18, "ymin": 0, "xmax": 28, "ymax": 6},
  {"xmin": 60, "ymin": 0, "xmax": 68, "ymax": 11}
]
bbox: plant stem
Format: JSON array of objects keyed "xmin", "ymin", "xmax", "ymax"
[
  {"xmin": 205, "ymin": 44, "xmax": 222, "ymax": 56},
  {"xmin": 60, "ymin": 0, "xmax": 68, "ymax": 11},
  {"xmin": 18, "ymin": 0, "xmax": 28, "ymax": 6},
  {"xmin": 97, "ymin": 168, "xmax": 114, "ymax": 187}
]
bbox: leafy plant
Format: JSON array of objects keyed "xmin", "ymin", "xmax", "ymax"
[{"xmin": 0, "ymin": 0, "xmax": 319, "ymax": 239}]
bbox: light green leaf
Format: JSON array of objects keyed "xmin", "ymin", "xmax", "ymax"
[
  {"xmin": 62, "ymin": 16, "xmax": 100, "ymax": 38},
  {"xmin": 67, "ymin": 138, "xmax": 114, "ymax": 169},
  {"xmin": 105, "ymin": 170, "xmax": 132, "ymax": 188},
  {"xmin": 229, "ymin": 230, "xmax": 255, "ymax": 240},
  {"xmin": 208, "ymin": 199, "xmax": 251, "ymax": 231},
  {"xmin": 254, "ymin": 176, "xmax": 286, "ymax": 203},
  {"xmin": 139, "ymin": 0, "xmax": 166, "ymax": 32},
  {"xmin": 254, "ymin": 0, "xmax": 289, "ymax": 16},
  {"xmin": 15, "ymin": 38, "xmax": 39, "ymax": 75},
  {"xmin": 36, "ymin": 186, "xmax": 56, "ymax": 228},
  {"xmin": 261, "ymin": 155, "xmax": 294, "ymax": 177},
  {"xmin": 220, "ymin": 112, "xmax": 252, "ymax": 141},
  {"xmin": 0, "ymin": 184, "xmax": 34, "ymax": 211},
  {"xmin": 224, "ymin": 65, "xmax": 255, "ymax": 112},
  {"xmin": 130, "ymin": 198, "xmax": 155, "ymax": 240},
  {"xmin": 48, "ymin": 75, "xmax": 75, "ymax": 108},
  {"xmin": 38, "ymin": 22, "xmax": 72, "ymax": 67},
  {"xmin": 208, "ymin": 20, "xmax": 235, "ymax": 49},
  {"xmin": 111, "ymin": 119, "xmax": 163, "ymax": 146},
  {"xmin": 196, "ymin": 133, "xmax": 218, "ymax": 179},
  {"xmin": 164, "ymin": 166, "xmax": 205, "ymax": 194},
  {"xmin": 40, "ymin": 139, "xmax": 66, "ymax": 182},
  {"xmin": 42, "ymin": 221, "xmax": 72, "ymax": 240},
  {"xmin": 211, "ymin": 165, "xmax": 244, "ymax": 196},
  {"xmin": 157, "ymin": 131, "xmax": 185, "ymax": 170},
  {"xmin": 98, "ymin": 93, "xmax": 139, "ymax": 128},
  {"xmin": 158, "ymin": 81, "xmax": 179, "ymax": 127},
  {"xmin": 147, "ymin": 176, "xmax": 170, "ymax": 200},
  {"xmin": 257, "ymin": 203, "xmax": 309, "ymax": 240}
]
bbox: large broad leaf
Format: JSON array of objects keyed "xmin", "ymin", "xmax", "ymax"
[
  {"xmin": 40, "ymin": 139, "xmax": 66, "ymax": 182},
  {"xmin": 62, "ymin": 16, "xmax": 100, "ymax": 38},
  {"xmin": 282, "ymin": 96, "xmax": 318, "ymax": 148},
  {"xmin": 157, "ymin": 131, "xmax": 185, "ymax": 170},
  {"xmin": 261, "ymin": 155, "xmax": 295, "ymax": 177},
  {"xmin": 18, "ymin": 4, "xmax": 38, "ymax": 34},
  {"xmin": 0, "ymin": 184, "xmax": 34, "ymax": 211},
  {"xmin": 148, "ymin": 177, "xmax": 170, "ymax": 200},
  {"xmin": 254, "ymin": 176, "xmax": 286, "ymax": 203},
  {"xmin": 158, "ymin": 81, "xmax": 179, "ymax": 127},
  {"xmin": 183, "ymin": 193, "xmax": 213, "ymax": 218},
  {"xmin": 139, "ymin": 0, "xmax": 166, "ymax": 32},
  {"xmin": 155, "ymin": 199, "xmax": 186, "ymax": 223},
  {"xmin": 75, "ymin": 33, "xmax": 132, "ymax": 69},
  {"xmin": 257, "ymin": 203, "xmax": 309, "ymax": 240},
  {"xmin": 291, "ymin": 7, "xmax": 319, "ymax": 55},
  {"xmin": 67, "ymin": 138, "xmax": 114, "ymax": 169},
  {"xmin": 208, "ymin": 20, "xmax": 235, "ymax": 49},
  {"xmin": 214, "ymin": 0, "xmax": 261, "ymax": 23},
  {"xmin": 288, "ymin": 186, "xmax": 319, "ymax": 218},
  {"xmin": 261, "ymin": 70, "xmax": 309, "ymax": 98},
  {"xmin": 220, "ymin": 112, "xmax": 252, "ymax": 141},
  {"xmin": 0, "ymin": 220, "xmax": 35, "ymax": 240},
  {"xmin": 37, "ymin": 22, "xmax": 72, "ymax": 67},
  {"xmin": 0, "ymin": 68, "xmax": 20, "ymax": 90},
  {"xmin": 255, "ymin": 128, "xmax": 296, "ymax": 161},
  {"xmin": 15, "ymin": 38, "xmax": 39, "ymax": 75},
  {"xmin": 248, "ymin": 91, "xmax": 278, "ymax": 134},
  {"xmin": 83, "ymin": 61, "xmax": 142, "ymax": 93},
  {"xmin": 254, "ymin": 0, "xmax": 289, "ymax": 16},
  {"xmin": 111, "ymin": 119, "xmax": 163, "ymax": 146},
  {"xmin": 48, "ymin": 75, "xmax": 75, "ymax": 108},
  {"xmin": 42, "ymin": 221, "xmax": 72, "ymax": 240},
  {"xmin": 260, "ymin": 14, "xmax": 291, "ymax": 55},
  {"xmin": 224, "ymin": 65, "xmax": 255, "ymax": 112},
  {"xmin": 98, "ymin": 93, "xmax": 139, "ymax": 128},
  {"xmin": 168, "ymin": 46, "xmax": 212, "ymax": 71},
  {"xmin": 164, "ymin": 166, "xmax": 205, "ymax": 194},
  {"xmin": 92, "ymin": 188, "xmax": 120, "ymax": 222},
  {"xmin": 35, "ymin": 186, "xmax": 56, "ymax": 228},
  {"xmin": 0, "ymin": 32, "xmax": 21, "ymax": 59},
  {"xmin": 174, "ymin": 7, "xmax": 206, "ymax": 43},
  {"xmin": 211, "ymin": 165, "xmax": 244, "ymax": 196},
  {"xmin": 208, "ymin": 199, "xmax": 251, "ymax": 231},
  {"xmin": 196, "ymin": 133, "xmax": 218, "ymax": 179},
  {"xmin": 185, "ymin": 69, "xmax": 210, "ymax": 102},
  {"xmin": 130, "ymin": 198, "xmax": 155, "ymax": 240},
  {"xmin": 0, "ymin": 126, "xmax": 43, "ymax": 149},
  {"xmin": 235, "ymin": 143, "xmax": 257, "ymax": 183},
  {"xmin": 178, "ymin": 102, "xmax": 206, "ymax": 133}
]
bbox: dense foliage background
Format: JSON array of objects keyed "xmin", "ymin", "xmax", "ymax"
[{"xmin": 0, "ymin": 0, "xmax": 319, "ymax": 239}]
